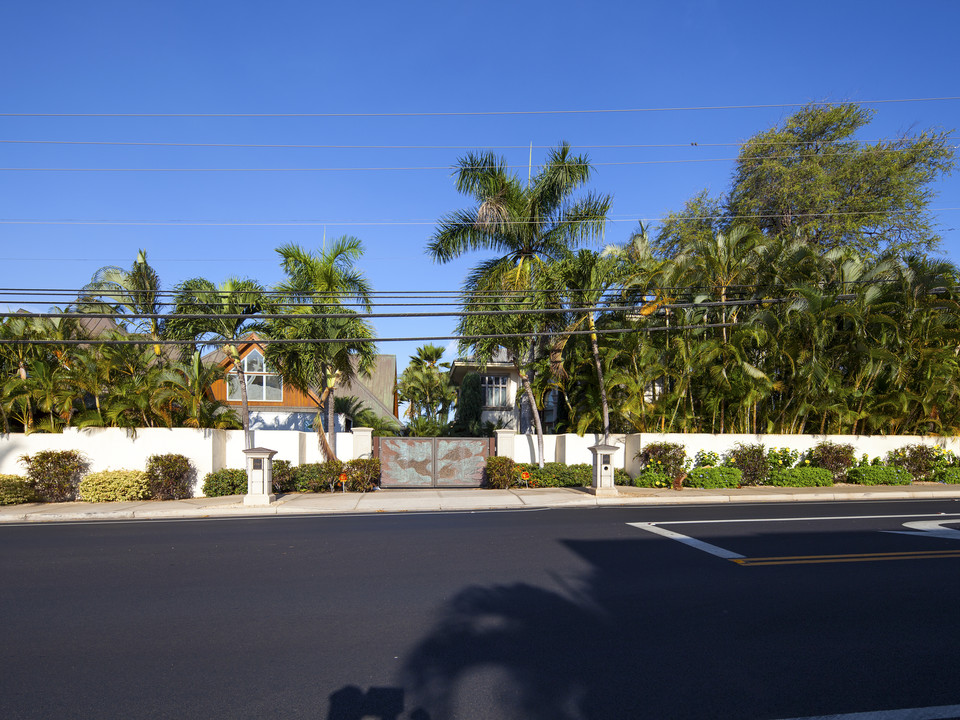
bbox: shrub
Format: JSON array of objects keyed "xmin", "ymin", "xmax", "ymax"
[
  {"xmin": 202, "ymin": 468, "xmax": 248, "ymax": 497},
  {"xmin": 886, "ymin": 444, "xmax": 940, "ymax": 480},
  {"xmin": 293, "ymin": 461, "xmax": 344, "ymax": 493},
  {"xmin": 767, "ymin": 446, "xmax": 800, "ymax": 470},
  {"xmin": 345, "ymin": 458, "xmax": 381, "ymax": 492},
  {"xmin": 272, "ymin": 460, "xmax": 296, "ymax": 493},
  {"xmin": 485, "ymin": 457, "xmax": 516, "ymax": 489},
  {"xmin": 637, "ymin": 442, "xmax": 686, "ymax": 479},
  {"xmin": 767, "ymin": 467, "xmax": 833, "ymax": 487},
  {"xmin": 933, "ymin": 467, "xmax": 960, "ymax": 484},
  {"xmin": 693, "ymin": 450, "xmax": 721, "ymax": 468},
  {"xmin": 20, "ymin": 450, "xmax": 88, "ymax": 502},
  {"xmin": 613, "ymin": 468, "xmax": 632, "ymax": 486},
  {"xmin": 0, "ymin": 474, "xmax": 36, "ymax": 505},
  {"xmin": 633, "ymin": 471, "xmax": 672, "ymax": 488},
  {"xmin": 145, "ymin": 454, "xmax": 195, "ymax": 500},
  {"xmin": 685, "ymin": 466, "xmax": 742, "ymax": 489},
  {"xmin": 79, "ymin": 470, "xmax": 151, "ymax": 502},
  {"xmin": 845, "ymin": 466, "xmax": 912, "ymax": 486},
  {"xmin": 809, "ymin": 441, "xmax": 855, "ymax": 483},
  {"xmin": 724, "ymin": 443, "xmax": 769, "ymax": 486}
]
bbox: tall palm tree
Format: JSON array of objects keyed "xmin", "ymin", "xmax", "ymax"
[
  {"xmin": 428, "ymin": 142, "xmax": 610, "ymax": 467},
  {"xmin": 265, "ymin": 237, "xmax": 377, "ymax": 460},
  {"xmin": 168, "ymin": 277, "xmax": 265, "ymax": 446},
  {"xmin": 75, "ymin": 249, "xmax": 166, "ymax": 358}
]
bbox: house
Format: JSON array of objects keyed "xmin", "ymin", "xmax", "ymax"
[
  {"xmin": 204, "ymin": 335, "xmax": 398, "ymax": 432},
  {"xmin": 449, "ymin": 348, "xmax": 558, "ymax": 433}
]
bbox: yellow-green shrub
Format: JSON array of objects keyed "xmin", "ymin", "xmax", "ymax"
[
  {"xmin": 0, "ymin": 474, "xmax": 37, "ymax": 505},
  {"xmin": 79, "ymin": 470, "xmax": 151, "ymax": 502}
]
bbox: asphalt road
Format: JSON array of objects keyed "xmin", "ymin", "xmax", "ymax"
[{"xmin": 3, "ymin": 499, "xmax": 960, "ymax": 719}]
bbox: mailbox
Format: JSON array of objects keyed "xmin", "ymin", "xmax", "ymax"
[
  {"xmin": 243, "ymin": 447, "xmax": 278, "ymax": 506},
  {"xmin": 588, "ymin": 443, "xmax": 620, "ymax": 497}
]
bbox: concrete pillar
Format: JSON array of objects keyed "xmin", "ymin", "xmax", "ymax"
[
  {"xmin": 495, "ymin": 429, "xmax": 516, "ymax": 460},
  {"xmin": 352, "ymin": 427, "xmax": 373, "ymax": 459},
  {"xmin": 243, "ymin": 447, "xmax": 278, "ymax": 506},
  {"xmin": 588, "ymin": 443, "xmax": 620, "ymax": 497}
]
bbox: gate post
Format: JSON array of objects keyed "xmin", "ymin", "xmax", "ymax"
[
  {"xmin": 587, "ymin": 442, "xmax": 620, "ymax": 497},
  {"xmin": 495, "ymin": 429, "xmax": 516, "ymax": 460},
  {"xmin": 352, "ymin": 427, "xmax": 373, "ymax": 459}
]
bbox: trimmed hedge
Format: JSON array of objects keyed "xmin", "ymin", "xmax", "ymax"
[
  {"xmin": 845, "ymin": 466, "xmax": 912, "ymax": 486},
  {"xmin": 485, "ymin": 457, "xmax": 516, "ymax": 489},
  {"xmin": 0, "ymin": 474, "xmax": 36, "ymax": 505},
  {"xmin": 20, "ymin": 450, "xmax": 88, "ymax": 502},
  {"xmin": 768, "ymin": 467, "xmax": 833, "ymax": 487},
  {"xmin": 293, "ymin": 461, "xmax": 343, "ymax": 493},
  {"xmin": 79, "ymin": 470, "xmax": 151, "ymax": 502},
  {"xmin": 145, "ymin": 454, "xmax": 194, "ymax": 500},
  {"xmin": 685, "ymin": 466, "xmax": 742, "ymax": 489},
  {"xmin": 202, "ymin": 468, "xmax": 248, "ymax": 497},
  {"xmin": 272, "ymin": 460, "xmax": 295, "ymax": 493},
  {"xmin": 345, "ymin": 458, "xmax": 381, "ymax": 492},
  {"xmin": 934, "ymin": 467, "xmax": 960, "ymax": 484}
]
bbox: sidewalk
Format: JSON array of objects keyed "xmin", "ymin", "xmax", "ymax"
[{"xmin": 3, "ymin": 482, "xmax": 960, "ymax": 523}]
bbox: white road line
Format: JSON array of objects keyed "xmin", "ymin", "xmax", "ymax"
[
  {"xmin": 772, "ymin": 703, "xmax": 960, "ymax": 719},
  {"xmin": 627, "ymin": 522, "xmax": 745, "ymax": 559},
  {"xmin": 651, "ymin": 513, "xmax": 960, "ymax": 526}
]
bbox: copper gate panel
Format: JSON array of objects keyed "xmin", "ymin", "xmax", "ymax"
[
  {"xmin": 378, "ymin": 438, "xmax": 491, "ymax": 488},
  {"xmin": 379, "ymin": 437, "xmax": 434, "ymax": 487}
]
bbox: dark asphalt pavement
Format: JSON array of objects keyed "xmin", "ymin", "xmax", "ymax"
[{"xmin": 2, "ymin": 499, "xmax": 960, "ymax": 719}]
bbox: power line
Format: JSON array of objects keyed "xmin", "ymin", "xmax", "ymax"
[{"xmin": 2, "ymin": 96, "xmax": 958, "ymax": 118}]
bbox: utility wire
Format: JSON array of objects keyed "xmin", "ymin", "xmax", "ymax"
[{"xmin": 3, "ymin": 96, "xmax": 958, "ymax": 117}]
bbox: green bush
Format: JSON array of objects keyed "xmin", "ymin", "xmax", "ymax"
[
  {"xmin": 485, "ymin": 457, "xmax": 516, "ymax": 489},
  {"xmin": 768, "ymin": 467, "xmax": 833, "ymax": 487},
  {"xmin": 636, "ymin": 442, "xmax": 686, "ymax": 479},
  {"xmin": 613, "ymin": 468, "xmax": 632, "ymax": 486},
  {"xmin": 886, "ymin": 444, "xmax": 941, "ymax": 480},
  {"xmin": 20, "ymin": 450, "xmax": 89, "ymax": 502},
  {"xmin": 933, "ymin": 467, "xmax": 960, "ymax": 484},
  {"xmin": 767, "ymin": 446, "xmax": 800, "ymax": 471},
  {"xmin": 809, "ymin": 441, "xmax": 855, "ymax": 483},
  {"xmin": 202, "ymin": 468, "xmax": 248, "ymax": 497},
  {"xmin": 79, "ymin": 470, "xmax": 151, "ymax": 502},
  {"xmin": 633, "ymin": 470, "xmax": 672, "ymax": 488},
  {"xmin": 345, "ymin": 458, "xmax": 381, "ymax": 492},
  {"xmin": 272, "ymin": 460, "xmax": 295, "ymax": 493},
  {"xmin": 293, "ymin": 461, "xmax": 344, "ymax": 493},
  {"xmin": 693, "ymin": 450, "xmax": 721, "ymax": 468},
  {"xmin": 0, "ymin": 474, "xmax": 37, "ymax": 505},
  {"xmin": 845, "ymin": 466, "xmax": 912, "ymax": 486},
  {"xmin": 685, "ymin": 466, "xmax": 742, "ymax": 489},
  {"xmin": 145, "ymin": 454, "xmax": 194, "ymax": 500},
  {"xmin": 724, "ymin": 443, "xmax": 769, "ymax": 486}
]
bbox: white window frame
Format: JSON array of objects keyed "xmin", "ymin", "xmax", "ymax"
[
  {"xmin": 481, "ymin": 375, "xmax": 509, "ymax": 408},
  {"xmin": 227, "ymin": 350, "xmax": 283, "ymax": 402}
]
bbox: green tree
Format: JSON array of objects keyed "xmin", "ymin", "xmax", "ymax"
[
  {"xmin": 398, "ymin": 345, "xmax": 456, "ymax": 425},
  {"xmin": 428, "ymin": 142, "xmax": 610, "ymax": 466},
  {"xmin": 265, "ymin": 238, "xmax": 377, "ymax": 460},
  {"xmin": 727, "ymin": 103, "xmax": 956, "ymax": 256},
  {"xmin": 168, "ymin": 277, "xmax": 265, "ymax": 446}
]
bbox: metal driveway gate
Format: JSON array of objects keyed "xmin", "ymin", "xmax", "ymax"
[{"xmin": 375, "ymin": 437, "xmax": 494, "ymax": 488}]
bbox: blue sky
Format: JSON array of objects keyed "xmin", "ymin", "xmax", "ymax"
[{"xmin": 1, "ymin": 0, "xmax": 958, "ymax": 372}]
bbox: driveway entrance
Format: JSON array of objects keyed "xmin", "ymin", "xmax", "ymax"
[{"xmin": 375, "ymin": 437, "xmax": 494, "ymax": 488}]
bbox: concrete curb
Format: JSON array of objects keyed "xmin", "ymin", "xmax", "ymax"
[{"xmin": 3, "ymin": 485, "xmax": 960, "ymax": 524}]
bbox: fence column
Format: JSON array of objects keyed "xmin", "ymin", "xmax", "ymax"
[{"xmin": 495, "ymin": 429, "xmax": 516, "ymax": 460}]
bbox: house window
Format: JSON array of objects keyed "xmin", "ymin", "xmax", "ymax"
[
  {"xmin": 481, "ymin": 375, "xmax": 508, "ymax": 407},
  {"xmin": 227, "ymin": 350, "xmax": 282, "ymax": 402}
]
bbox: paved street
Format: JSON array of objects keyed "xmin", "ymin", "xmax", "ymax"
[{"xmin": 3, "ymin": 499, "xmax": 960, "ymax": 719}]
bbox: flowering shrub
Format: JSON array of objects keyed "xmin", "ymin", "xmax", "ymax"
[
  {"xmin": 633, "ymin": 471, "xmax": 672, "ymax": 488},
  {"xmin": 636, "ymin": 442, "xmax": 686, "ymax": 479},
  {"xmin": 933, "ymin": 467, "xmax": 960, "ymax": 484},
  {"xmin": 693, "ymin": 450, "xmax": 721, "ymax": 467},
  {"xmin": 767, "ymin": 447, "xmax": 800, "ymax": 470},
  {"xmin": 886, "ymin": 444, "xmax": 944, "ymax": 480},
  {"xmin": 767, "ymin": 467, "xmax": 833, "ymax": 487}
]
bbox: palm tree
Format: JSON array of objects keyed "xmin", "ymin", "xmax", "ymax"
[
  {"xmin": 428, "ymin": 142, "xmax": 610, "ymax": 467},
  {"xmin": 155, "ymin": 351, "xmax": 241, "ymax": 429},
  {"xmin": 398, "ymin": 344, "xmax": 456, "ymax": 424},
  {"xmin": 265, "ymin": 238, "xmax": 377, "ymax": 460},
  {"xmin": 168, "ymin": 277, "xmax": 265, "ymax": 445},
  {"xmin": 75, "ymin": 249, "xmax": 166, "ymax": 359}
]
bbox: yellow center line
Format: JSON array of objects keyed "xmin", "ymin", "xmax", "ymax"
[{"xmin": 734, "ymin": 549, "xmax": 960, "ymax": 566}]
